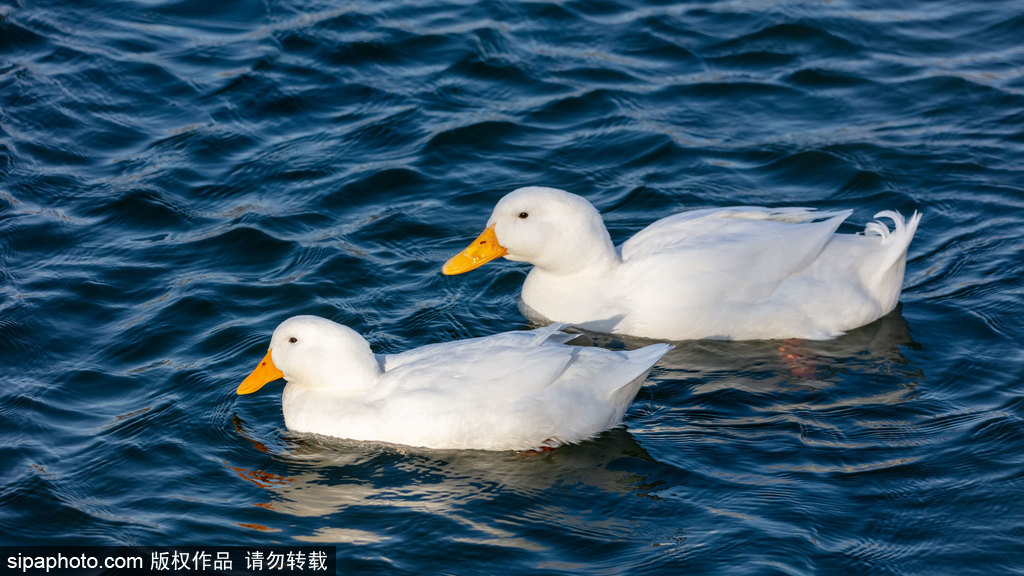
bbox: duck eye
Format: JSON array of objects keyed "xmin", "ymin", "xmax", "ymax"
[
  {"xmin": 288, "ymin": 337, "xmax": 298, "ymax": 344},
  {"xmin": 518, "ymin": 212, "xmax": 529, "ymax": 219}
]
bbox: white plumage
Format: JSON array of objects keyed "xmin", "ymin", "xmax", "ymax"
[
  {"xmin": 237, "ymin": 316, "xmax": 671, "ymax": 451},
  {"xmin": 444, "ymin": 187, "xmax": 921, "ymax": 340}
]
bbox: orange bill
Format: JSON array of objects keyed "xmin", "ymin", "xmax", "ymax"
[
  {"xmin": 237, "ymin": 349, "xmax": 284, "ymax": 394},
  {"xmin": 442, "ymin": 224, "xmax": 507, "ymax": 275}
]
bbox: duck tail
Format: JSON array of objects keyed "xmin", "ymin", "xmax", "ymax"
[
  {"xmin": 609, "ymin": 343, "xmax": 673, "ymax": 394},
  {"xmin": 864, "ymin": 209, "xmax": 922, "ymax": 283},
  {"xmin": 593, "ymin": 342, "xmax": 671, "ymax": 431},
  {"xmin": 864, "ymin": 210, "xmax": 922, "ymax": 244}
]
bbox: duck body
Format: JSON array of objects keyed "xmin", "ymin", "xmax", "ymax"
[
  {"xmin": 444, "ymin": 187, "xmax": 921, "ymax": 341},
  {"xmin": 238, "ymin": 316, "xmax": 671, "ymax": 451}
]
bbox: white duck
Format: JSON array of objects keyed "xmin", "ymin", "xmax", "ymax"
[
  {"xmin": 237, "ymin": 316, "xmax": 671, "ymax": 451},
  {"xmin": 443, "ymin": 187, "xmax": 921, "ymax": 341}
]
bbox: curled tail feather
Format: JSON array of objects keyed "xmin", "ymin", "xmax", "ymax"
[
  {"xmin": 863, "ymin": 210, "xmax": 922, "ymax": 284},
  {"xmin": 865, "ymin": 210, "xmax": 921, "ymax": 243}
]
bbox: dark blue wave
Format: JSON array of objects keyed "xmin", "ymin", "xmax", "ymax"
[{"xmin": 1, "ymin": 0, "xmax": 1023, "ymax": 574}]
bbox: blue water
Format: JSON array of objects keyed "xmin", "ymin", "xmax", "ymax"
[{"xmin": 2, "ymin": 0, "xmax": 1023, "ymax": 573}]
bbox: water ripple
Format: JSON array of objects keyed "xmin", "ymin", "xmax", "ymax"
[{"xmin": 2, "ymin": 0, "xmax": 1024, "ymax": 573}]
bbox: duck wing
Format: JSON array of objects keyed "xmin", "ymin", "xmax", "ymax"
[
  {"xmin": 369, "ymin": 326, "xmax": 669, "ymax": 450},
  {"xmin": 376, "ymin": 323, "xmax": 582, "ymax": 401},
  {"xmin": 619, "ymin": 207, "xmax": 852, "ymax": 302}
]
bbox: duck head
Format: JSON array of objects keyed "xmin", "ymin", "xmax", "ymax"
[
  {"xmin": 237, "ymin": 316, "xmax": 381, "ymax": 395},
  {"xmin": 443, "ymin": 187, "xmax": 618, "ymax": 276}
]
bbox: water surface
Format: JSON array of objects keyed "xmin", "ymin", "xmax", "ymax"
[{"xmin": 2, "ymin": 0, "xmax": 1023, "ymax": 574}]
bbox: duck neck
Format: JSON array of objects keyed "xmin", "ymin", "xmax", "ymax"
[
  {"xmin": 294, "ymin": 342, "xmax": 382, "ymax": 396},
  {"xmin": 329, "ymin": 352, "xmax": 382, "ymax": 395},
  {"xmin": 538, "ymin": 226, "xmax": 621, "ymax": 276}
]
